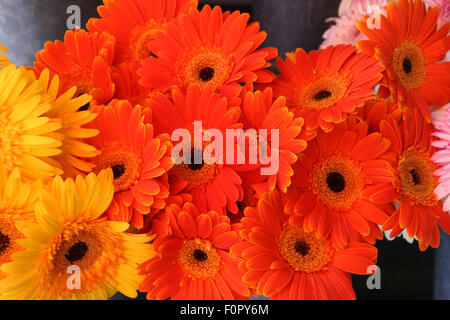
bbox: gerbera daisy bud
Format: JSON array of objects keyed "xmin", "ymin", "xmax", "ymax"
[
  {"xmin": 231, "ymin": 189, "xmax": 378, "ymax": 300},
  {"xmin": 0, "ymin": 170, "xmax": 156, "ymax": 300}
]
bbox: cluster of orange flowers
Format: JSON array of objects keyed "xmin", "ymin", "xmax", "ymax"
[{"xmin": 0, "ymin": 0, "xmax": 449, "ymax": 300}]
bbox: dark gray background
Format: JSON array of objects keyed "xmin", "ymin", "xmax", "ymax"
[{"xmin": 0, "ymin": 0, "xmax": 448, "ymax": 300}]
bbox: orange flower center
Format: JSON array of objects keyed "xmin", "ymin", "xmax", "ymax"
[
  {"xmin": 178, "ymin": 239, "xmax": 222, "ymax": 279},
  {"xmin": 392, "ymin": 41, "xmax": 425, "ymax": 90},
  {"xmin": 311, "ymin": 154, "xmax": 364, "ymax": 211},
  {"xmin": 131, "ymin": 21, "xmax": 166, "ymax": 60},
  {"xmin": 93, "ymin": 144, "xmax": 142, "ymax": 192},
  {"xmin": 279, "ymin": 225, "xmax": 333, "ymax": 273},
  {"xmin": 396, "ymin": 147, "xmax": 436, "ymax": 206},
  {"xmin": 296, "ymin": 73, "xmax": 351, "ymax": 111},
  {"xmin": 175, "ymin": 46, "xmax": 233, "ymax": 91}
]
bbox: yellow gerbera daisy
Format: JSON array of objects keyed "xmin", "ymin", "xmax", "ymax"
[
  {"xmin": 0, "ymin": 65, "xmax": 63, "ymax": 180},
  {"xmin": 0, "ymin": 169, "xmax": 156, "ymax": 300},
  {"xmin": 37, "ymin": 69, "xmax": 100, "ymax": 178},
  {"xmin": 0, "ymin": 166, "xmax": 42, "ymax": 282},
  {"xmin": 0, "ymin": 42, "xmax": 10, "ymax": 67}
]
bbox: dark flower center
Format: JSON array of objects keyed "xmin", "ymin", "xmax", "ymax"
[
  {"xmin": 403, "ymin": 57, "xmax": 412, "ymax": 74},
  {"xmin": 77, "ymin": 103, "xmax": 90, "ymax": 112},
  {"xmin": 112, "ymin": 164, "xmax": 126, "ymax": 179},
  {"xmin": 326, "ymin": 171, "xmax": 346, "ymax": 193},
  {"xmin": 410, "ymin": 169, "xmax": 421, "ymax": 186},
  {"xmin": 0, "ymin": 230, "xmax": 11, "ymax": 255},
  {"xmin": 314, "ymin": 90, "xmax": 332, "ymax": 101},
  {"xmin": 65, "ymin": 241, "xmax": 88, "ymax": 264},
  {"xmin": 193, "ymin": 249, "xmax": 208, "ymax": 262},
  {"xmin": 294, "ymin": 240, "xmax": 311, "ymax": 257},
  {"xmin": 199, "ymin": 67, "xmax": 215, "ymax": 82},
  {"xmin": 187, "ymin": 149, "xmax": 204, "ymax": 171}
]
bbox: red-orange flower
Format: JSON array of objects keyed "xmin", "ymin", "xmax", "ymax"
[
  {"xmin": 240, "ymin": 87, "xmax": 307, "ymax": 193},
  {"xmin": 87, "ymin": 0, "xmax": 198, "ymax": 65},
  {"xmin": 138, "ymin": 5, "xmax": 277, "ymax": 104},
  {"xmin": 380, "ymin": 108, "xmax": 450, "ymax": 250},
  {"xmin": 33, "ymin": 29, "xmax": 115, "ymax": 106},
  {"xmin": 357, "ymin": 0, "xmax": 450, "ymax": 122},
  {"xmin": 86, "ymin": 100, "xmax": 173, "ymax": 229},
  {"xmin": 148, "ymin": 85, "xmax": 246, "ymax": 215},
  {"xmin": 271, "ymin": 45, "xmax": 383, "ymax": 134},
  {"xmin": 139, "ymin": 202, "xmax": 249, "ymax": 300},
  {"xmin": 285, "ymin": 118, "xmax": 394, "ymax": 249},
  {"xmin": 231, "ymin": 190, "xmax": 378, "ymax": 300},
  {"xmin": 356, "ymin": 98, "xmax": 402, "ymax": 133}
]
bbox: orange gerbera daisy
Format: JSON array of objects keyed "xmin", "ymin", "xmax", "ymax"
[
  {"xmin": 87, "ymin": 0, "xmax": 198, "ymax": 65},
  {"xmin": 239, "ymin": 87, "xmax": 308, "ymax": 193},
  {"xmin": 149, "ymin": 85, "xmax": 245, "ymax": 215},
  {"xmin": 139, "ymin": 202, "xmax": 250, "ymax": 300},
  {"xmin": 86, "ymin": 100, "xmax": 173, "ymax": 229},
  {"xmin": 33, "ymin": 29, "xmax": 115, "ymax": 106},
  {"xmin": 285, "ymin": 118, "xmax": 394, "ymax": 249},
  {"xmin": 231, "ymin": 190, "xmax": 377, "ymax": 300},
  {"xmin": 356, "ymin": 0, "xmax": 450, "ymax": 122},
  {"xmin": 271, "ymin": 45, "xmax": 383, "ymax": 134},
  {"xmin": 138, "ymin": 5, "xmax": 277, "ymax": 104},
  {"xmin": 380, "ymin": 108, "xmax": 450, "ymax": 250}
]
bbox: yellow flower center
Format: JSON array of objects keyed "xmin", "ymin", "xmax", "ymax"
[
  {"xmin": 279, "ymin": 225, "xmax": 333, "ymax": 273},
  {"xmin": 175, "ymin": 46, "xmax": 233, "ymax": 91},
  {"xmin": 396, "ymin": 147, "xmax": 436, "ymax": 206},
  {"xmin": 93, "ymin": 144, "xmax": 142, "ymax": 192},
  {"xmin": 392, "ymin": 40, "xmax": 425, "ymax": 90},
  {"xmin": 178, "ymin": 239, "xmax": 222, "ymax": 280},
  {"xmin": 311, "ymin": 154, "xmax": 364, "ymax": 211},
  {"xmin": 296, "ymin": 73, "xmax": 351, "ymax": 110}
]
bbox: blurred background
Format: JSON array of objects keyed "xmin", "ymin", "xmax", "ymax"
[{"xmin": 0, "ymin": 0, "xmax": 448, "ymax": 300}]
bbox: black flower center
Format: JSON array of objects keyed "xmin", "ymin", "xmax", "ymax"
[
  {"xmin": 410, "ymin": 169, "xmax": 421, "ymax": 186},
  {"xmin": 314, "ymin": 90, "xmax": 332, "ymax": 101},
  {"xmin": 199, "ymin": 67, "xmax": 215, "ymax": 82},
  {"xmin": 187, "ymin": 149, "xmax": 204, "ymax": 171},
  {"xmin": 403, "ymin": 57, "xmax": 412, "ymax": 74},
  {"xmin": 112, "ymin": 164, "xmax": 126, "ymax": 179},
  {"xmin": 294, "ymin": 240, "xmax": 311, "ymax": 257},
  {"xmin": 0, "ymin": 230, "xmax": 11, "ymax": 255},
  {"xmin": 65, "ymin": 241, "xmax": 88, "ymax": 264},
  {"xmin": 326, "ymin": 171, "xmax": 346, "ymax": 193},
  {"xmin": 193, "ymin": 249, "xmax": 208, "ymax": 262},
  {"xmin": 77, "ymin": 103, "xmax": 90, "ymax": 112}
]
